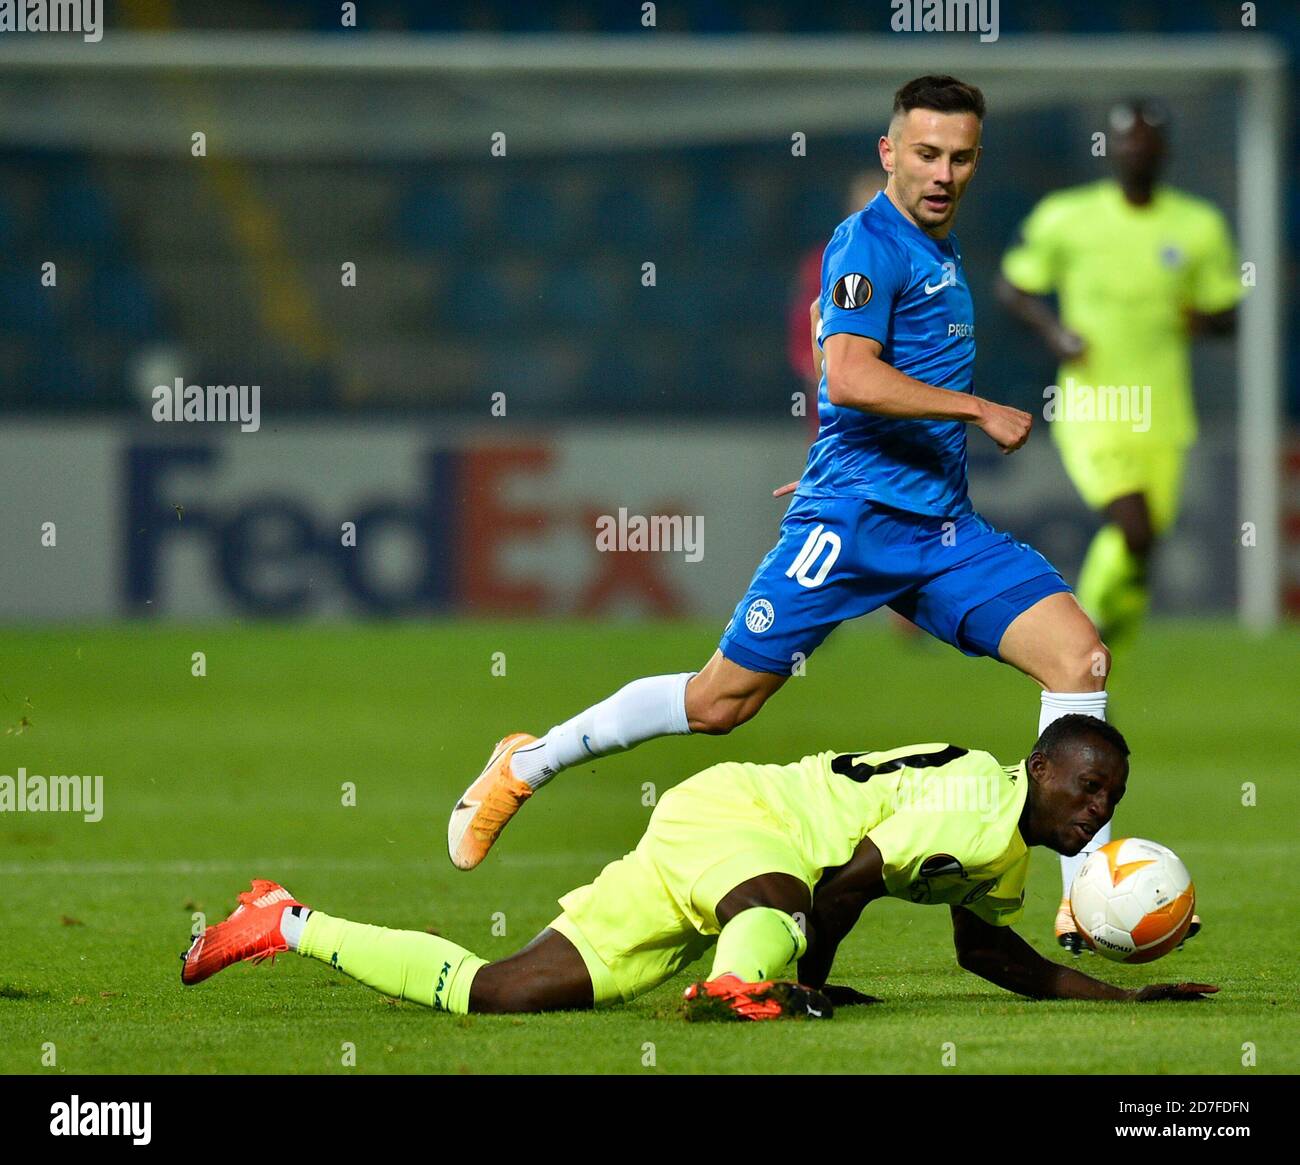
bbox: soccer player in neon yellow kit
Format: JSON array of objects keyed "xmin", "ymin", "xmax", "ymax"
[
  {"xmin": 999, "ymin": 99, "xmax": 1241, "ymax": 641},
  {"xmin": 997, "ymin": 100, "xmax": 1239, "ymax": 949},
  {"xmin": 183, "ymin": 716, "xmax": 1215, "ymax": 1017}
]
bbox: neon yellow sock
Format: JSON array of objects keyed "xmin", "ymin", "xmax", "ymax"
[
  {"xmin": 708, "ymin": 907, "xmax": 807, "ymax": 982},
  {"xmin": 297, "ymin": 911, "xmax": 487, "ymax": 1013},
  {"xmin": 1077, "ymin": 524, "xmax": 1148, "ymax": 648}
]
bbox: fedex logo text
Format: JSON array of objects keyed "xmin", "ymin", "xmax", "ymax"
[{"xmin": 123, "ymin": 443, "xmax": 688, "ymax": 617}]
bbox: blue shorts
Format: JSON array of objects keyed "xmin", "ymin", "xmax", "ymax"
[{"xmin": 718, "ymin": 494, "xmax": 1070, "ymax": 675}]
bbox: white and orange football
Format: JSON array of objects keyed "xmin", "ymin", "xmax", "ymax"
[{"xmin": 1069, "ymin": 838, "xmax": 1196, "ymax": 963}]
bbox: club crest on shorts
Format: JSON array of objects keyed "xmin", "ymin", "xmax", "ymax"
[
  {"xmin": 744, "ymin": 598, "xmax": 775, "ymax": 634},
  {"xmin": 831, "ymin": 272, "xmax": 873, "ymax": 310}
]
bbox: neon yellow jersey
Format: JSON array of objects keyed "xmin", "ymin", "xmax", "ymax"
[
  {"xmin": 1001, "ymin": 181, "xmax": 1242, "ymax": 450},
  {"xmin": 725, "ymin": 743, "xmax": 1031, "ymax": 926}
]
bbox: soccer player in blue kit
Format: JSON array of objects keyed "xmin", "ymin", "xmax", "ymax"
[{"xmin": 449, "ymin": 76, "xmax": 1115, "ymax": 951}]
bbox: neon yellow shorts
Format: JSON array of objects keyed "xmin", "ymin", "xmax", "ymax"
[
  {"xmin": 1056, "ymin": 437, "xmax": 1186, "ymax": 531},
  {"xmin": 548, "ymin": 765, "xmax": 814, "ymax": 1007}
]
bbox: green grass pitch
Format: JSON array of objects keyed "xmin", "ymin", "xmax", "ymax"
[{"xmin": 0, "ymin": 619, "xmax": 1296, "ymax": 1075}]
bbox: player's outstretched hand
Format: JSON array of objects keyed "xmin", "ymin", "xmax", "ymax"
[
  {"xmin": 975, "ymin": 399, "xmax": 1033, "ymax": 455},
  {"xmin": 821, "ymin": 984, "xmax": 883, "ymax": 1006},
  {"xmin": 1132, "ymin": 982, "xmax": 1219, "ymax": 1002},
  {"xmin": 773, "ymin": 479, "xmax": 800, "ymax": 498}
]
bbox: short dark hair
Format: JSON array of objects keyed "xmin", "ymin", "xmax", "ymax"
[
  {"xmin": 892, "ymin": 74, "xmax": 986, "ymax": 122},
  {"xmin": 1033, "ymin": 714, "xmax": 1130, "ymax": 763}
]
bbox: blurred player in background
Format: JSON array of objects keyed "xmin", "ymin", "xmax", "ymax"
[
  {"xmin": 997, "ymin": 99, "xmax": 1239, "ymax": 947},
  {"xmin": 450, "ymin": 76, "xmax": 1115, "ymax": 955}
]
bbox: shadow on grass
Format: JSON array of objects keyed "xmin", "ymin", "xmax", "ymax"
[{"xmin": 0, "ymin": 983, "xmax": 54, "ymax": 1002}]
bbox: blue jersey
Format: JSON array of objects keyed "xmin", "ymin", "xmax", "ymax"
[{"xmin": 800, "ymin": 191, "xmax": 977, "ymax": 518}]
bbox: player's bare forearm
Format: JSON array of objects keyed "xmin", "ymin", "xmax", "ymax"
[
  {"xmin": 824, "ymin": 334, "xmax": 983, "ymax": 422},
  {"xmin": 823, "ymin": 332, "xmax": 1031, "ymax": 453},
  {"xmin": 798, "ymin": 900, "xmax": 852, "ymax": 988},
  {"xmin": 994, "ymin": 275, "xmax": 1058, "ymax": 338},
  {"xmin": 960, "ymin": 925, "xmax": 1130, "ymax": 1000},
  {"xmin": 800, "ymin": 837, "xmax": 888, "ymax": 987},
  {"xmin": 950, "ymin": 908, "xmax": 1216, "ymax": 1002},
  {"xmin": 953, "ymin": 907, "xmax": 1131, "ymax": 999},
  {"xmin": 994, "ymin": 276, "xmax": 1085, "ymax": 362}
]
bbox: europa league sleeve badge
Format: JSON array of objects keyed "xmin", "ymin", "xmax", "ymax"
[{"xmin": 831, "ymin": 272, "xmax": 873, "ymax": 310}]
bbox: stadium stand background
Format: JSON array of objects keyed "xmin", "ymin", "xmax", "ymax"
[{"xmin": 0, "ymin": 0, "xmax": 1294, "ymax": 426}]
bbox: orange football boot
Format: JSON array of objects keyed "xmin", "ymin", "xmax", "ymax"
[
  {"xmin": 447, "ymin": 733, "xmax": 537, "ymax": 870},
  {"xmin": 181, "ymin": 878, "xmax": 303, "ymax": 986},
  {"xmin": 683, "ymin": 974, "xmax": 833, "ymax": 1022}
]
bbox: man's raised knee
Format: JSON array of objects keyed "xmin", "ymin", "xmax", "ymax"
[
  {"xmin": 684, "ymin": 658, "xmax": 782, "ymax": 734},
  {"xmin": 689, "ymin": 696, "xmax": 755, "ymax": 735},
  {"xmin": 1051, "ymin": 637, "xmax": 1110, "ymax": 691}
]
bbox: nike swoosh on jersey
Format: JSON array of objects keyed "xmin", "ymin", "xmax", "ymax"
[{"xmin": 923, "ymin": 278, "xmax": 954, "ymax": 295}]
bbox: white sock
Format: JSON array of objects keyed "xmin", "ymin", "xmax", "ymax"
[
  {"xmin": 1037, "ymin": 690, "xmax": 1110, "ymax": 897},
  {"xmin": 279, "ymin": 904, "xmax": 311, "ymax": 951},
  {"xmin": 1038, "ymin": 689, "xmax": 1108, "ymax": 737},
  {"xmin": 510, "ymin": 672, "xmax": 695, "ymax": 789}
]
